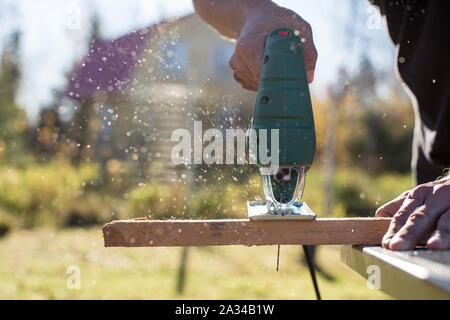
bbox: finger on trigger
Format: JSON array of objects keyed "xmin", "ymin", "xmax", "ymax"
[
  {"xmin": 230, "ymin": 53, "xmax": 257, "ymax": 91},
  {"xmin": 233, "ymin": 71, "xmax": 257, "ymax": 91},
  {"xmin": 427, "ymin": 209, "xmax": 450, "ymax": 250},
  {"xmin": 229, "ymin": 52, "xmax": 242, "ymax": 72}
]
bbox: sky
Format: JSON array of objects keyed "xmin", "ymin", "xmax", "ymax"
[{"xmin": 0, "ymin": 0, "xmax": 397, "ymax": 123}]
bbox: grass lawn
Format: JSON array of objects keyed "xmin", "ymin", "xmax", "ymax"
[{"xmin": 0, "ymin": 227, "xmax": 389, "ymax": 299}]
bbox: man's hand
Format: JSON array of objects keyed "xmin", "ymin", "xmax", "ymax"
[
  {"xmin": 230, "ymin": 3, "xmax": 317, "ymax": 90},
  {"xmin": 376, "ymin": 176, "xmax": 450, "ymax": 250},
  {"xmin": 194, "ymin": 0, "xmax": 317, "ymax": 91}
]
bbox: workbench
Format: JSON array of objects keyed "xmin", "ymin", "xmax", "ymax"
[{"xmin": 341, "ymin": 245, "xmax": 450, "ymax": 299}]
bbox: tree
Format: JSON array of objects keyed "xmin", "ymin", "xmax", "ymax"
[{"xmin": 0, "ymin": 32, "xmax": 27, "ymax": 161}]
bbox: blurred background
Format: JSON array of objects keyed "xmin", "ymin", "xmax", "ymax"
[{"xmin": 0, "ymin": 0, "xmax": 413, "ymax": 299}]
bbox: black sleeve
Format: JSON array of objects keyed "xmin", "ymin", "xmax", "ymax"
[{"xmin": 368, "ymin": 0, "xmax": 387, "ymax": 16}]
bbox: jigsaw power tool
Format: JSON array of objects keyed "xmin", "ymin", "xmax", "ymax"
[{"xmin": 247, "ymin": 28, "xmax": 316, "ymax": 221}]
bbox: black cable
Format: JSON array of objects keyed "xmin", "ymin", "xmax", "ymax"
[
  {"xmin": 276, "ymin": 245, "xmax": 280, "ymax": 271},
  {"xmin": 302, "ymin": 245, "xmax": 321, "ymax": 300}
]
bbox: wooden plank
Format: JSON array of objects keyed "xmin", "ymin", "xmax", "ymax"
[
  {"xmin": 340, "ymin": 245, "xmax": 450, "ymax": 300},
  {"xmin": 102, "ymin": 218, "xmax": 391, "ymax": 247}
]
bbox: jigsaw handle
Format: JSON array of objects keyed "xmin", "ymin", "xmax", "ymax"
[{"xmin": 250, "ymin": 28, "xmax": 316, "ymax": 167}]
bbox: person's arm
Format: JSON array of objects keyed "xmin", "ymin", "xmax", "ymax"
[{"xmin": 193, "ymin": 0, "xmax": 317, "ymax": 90}]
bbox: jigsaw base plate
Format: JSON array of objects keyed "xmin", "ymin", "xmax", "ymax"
[{"xmin": 247, "ymin": 201, "xmax": 316, "ymax": 221}]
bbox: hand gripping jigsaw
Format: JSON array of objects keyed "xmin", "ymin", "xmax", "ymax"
[{"xmin": 247, "ymin": 28, "xmax": 316, "ymax": 221}]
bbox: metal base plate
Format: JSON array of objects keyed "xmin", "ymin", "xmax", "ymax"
[{"xmin": 247, "ymin": 201, "xmax": 316, "ymax": 221}]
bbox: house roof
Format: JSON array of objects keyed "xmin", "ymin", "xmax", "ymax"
[
  {"xmin": 68, "ymin": 27, "xmax": 154, "ymax": 101},
  {"xmin": 67, "ymin": 14, "xmax": 195, "ymax": 101}
]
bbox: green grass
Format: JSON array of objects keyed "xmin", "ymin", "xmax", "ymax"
[{"xmin": 0, "ymin": 227, "xmax": 389, "ymax": 299}]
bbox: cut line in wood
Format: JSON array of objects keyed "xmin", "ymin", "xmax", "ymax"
[{"xmin": 102, "ymin": 218, "xmax": 391, "ymax": 247}]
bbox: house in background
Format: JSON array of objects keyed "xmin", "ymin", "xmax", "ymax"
[{"xmin": 67, "ymin": 13, "xmax": 255, "ymax": 180}]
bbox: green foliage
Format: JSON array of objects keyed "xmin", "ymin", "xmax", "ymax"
[
  {"xmin": 126, "ymin": 182, "xmax": 186, "ymax": 219},
  {"xmin": 0, "ymin": 159, "xmax": 99, "ymax": 227},
  {"xmin": 0, "ymin": 43, "xmax": 27, "ymax": 162},
  {"xmin": 189, "ymin": 189, "xmax": 226, "ymax": 219},
  {"xmin": 0, "ymin": 158, "xmax": 412, "ymax": 229},
  {"xmin": 334, "ymin": 169, "xmax": 412, "ymax": 217},
  {"xmin": 63, "ymin": 193, "xmax": 118, "ymax": 227},
  {"xmin": 344, "ymin": 107, "xmax": 413, "ymax": 173}
]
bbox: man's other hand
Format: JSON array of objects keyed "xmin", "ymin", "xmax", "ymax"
[{"xmin": 376, "ymin": 175, "xmax": 450, "ymax": 250}]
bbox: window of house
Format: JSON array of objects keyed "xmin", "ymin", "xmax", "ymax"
[{"xmin": 160, "ymin": 40, "xmax": 187, "ymax": 75}]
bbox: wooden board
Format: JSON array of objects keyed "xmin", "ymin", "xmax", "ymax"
[
  {"xmin": 341, "ymin": 245, "xmax": 450, "ymax": 299},
  {"xmin": 102, "ymin": 218, "xmax": 391, "ymax": 247}
]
